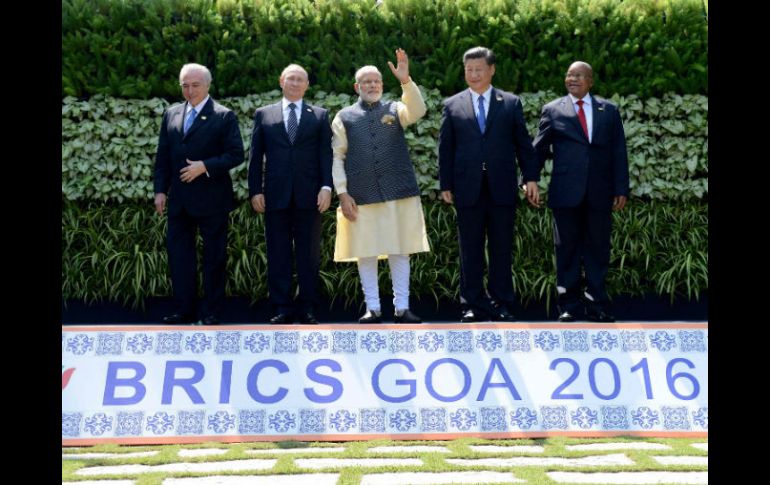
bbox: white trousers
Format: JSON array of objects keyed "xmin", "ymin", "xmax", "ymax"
[{"xmin": 357, "ymin": 254, "xmax": 410, "ymax": 312}]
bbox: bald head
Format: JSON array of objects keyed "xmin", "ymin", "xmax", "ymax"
[{"xmin": 565, "ymin": 61, "xmax": 594, "ymax": 99}]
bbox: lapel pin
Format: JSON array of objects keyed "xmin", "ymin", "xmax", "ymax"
[
  {"xmin": 496, "ymin": 95, "xmax": 503, "ymax": 101},
  {"xmin": 306, "ymin": 107, "xmax": 312, "ymax": 112},
  {"xmin": 201, "ymin": 115, "xmax": 207, "ymax": 120}
]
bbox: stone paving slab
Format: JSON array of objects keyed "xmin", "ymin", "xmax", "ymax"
[
  {"xmin": 63, "ymin": 481, "xmax": 135, "ymax": 485},
  {"xmin": 447, "ymin": 453, "xmax": 635, "ymax": 467},
  {"xmin": 75, "ymin": 459, "xmax": 277, "ymax": 476},
  {"xmin": 652, "ymin": 456, "xmax": 709, "ymax": 466},
  {"xmin": 360, "ymin": 471, "xmax": 526, "ymax": 484},
  {"xmin": 548, "ymin": 471, "xmax": 709, "ymax": 484},
  {"xmin": 294, "ymin": 458, "xmax": 424, "ymax": 469},
  {"xmin": 468, "ymin": 445, "xmax": 545, "ymax": 454},
  {"xmin": 162, "ymin": 474, "xmax": 340, "ymax": 485},
  {"xmin": 62, "ymin": 451, "xmax": 159, "ymax": 460},
  {"xmin": 245, "ymin": 447, "xmax": 346, "ymax": 455},
  {"xmin": 566, "ymin": 443, "xmax": 672, "ymax": 451},
  {"xmin": 691, "ymin": 443, "xmax": 708, "ymax": 452},
  {"xmin": 178, "ymin": 449, "xmax": 229, "ymax": 458},
  {"xmin": 368, "ymin": 446, "xmax": 450, "ymax": 453}
]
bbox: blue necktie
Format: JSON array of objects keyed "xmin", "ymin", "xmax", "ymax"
[
  {"xmin": 184, "ymin": 108, "xmax": 197, "ymax": 134},
  {"xmin": 287, "ymin": 103, "xmax": 298, "ymax": 143},
  {"xmin": 477, "ymin": 95, "xmax": 486, "ymax": 133}
]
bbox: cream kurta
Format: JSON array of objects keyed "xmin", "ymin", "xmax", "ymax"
[{"xmin": 332, "ymin": 80, "xmax": 430, "ymax": 262}]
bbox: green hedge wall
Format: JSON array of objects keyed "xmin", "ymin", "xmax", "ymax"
[
  {"xmin": 62, "ymin": 199, "xmax": 707, "ymax": 308},
  {"xmin": 62, "ymin": 0, "xmax": 708, "ymax": 99},
  {"xmin": 62, "ymin": 89, "xmax": 708, "ymax": 203}
]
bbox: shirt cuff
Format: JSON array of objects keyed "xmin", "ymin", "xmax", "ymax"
[{"xmin": 321, "ymin": 186, "xmax": 332, "ymax": 192}]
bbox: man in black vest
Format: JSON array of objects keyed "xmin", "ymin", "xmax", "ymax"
[
  {"xmin": 331, "ymin": 49, "xmax": 430, "ymax": 323},
  {"xmin": 154, "ymin": 63, "xmax": 244, "ymax": 325}
]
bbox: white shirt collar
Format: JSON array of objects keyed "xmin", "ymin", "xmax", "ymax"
[
  {"xmin": 282, "ymin": 98, "xmax": 303, "ymax": 111},
  {"xmin": 470, "ymin": 86, "xmax": 493, "ymax": 104},
  {"xmin": 187, "ymin": 95, "xmax": 210, "ymax": 114},
  {"xmin": 568, "ymin": 93, "xmax": 591, "ymax": 106}
]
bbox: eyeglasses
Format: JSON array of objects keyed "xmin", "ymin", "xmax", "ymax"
[{"xmin": 565, "ymin": 73, "xmax": 591, "ymax": 80}]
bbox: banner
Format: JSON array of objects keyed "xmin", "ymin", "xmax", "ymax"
[{"xmin": 62, "ymin": 323, "xmax": 707, "ymax": 445}]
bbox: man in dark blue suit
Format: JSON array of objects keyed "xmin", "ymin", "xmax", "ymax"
[
  {"xmin": 154, "ymin": 63, "xmax": 245, "ymax": 326},
  {"xmin": 248, "ymin": 64, "xmax": 333, "ymax": 324},
  {"xmin": 439, "ymin": 47, "xmax": 540, "ymax": 322},
  {"xmin": 533, "ymin": 61, "xmax": 629, "ymax": 322}
]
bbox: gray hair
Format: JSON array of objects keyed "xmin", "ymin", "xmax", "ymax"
[
  {"xmin": 354, "ymin": 65, "xmax": 382, "ymax": 83},
  {"xmin": 179, "ymin": 63, "xmax": 212, "ymax": 84},
  {"xmin": 280, "ymin": 64, "xmax": 309, "ymax": 80}
]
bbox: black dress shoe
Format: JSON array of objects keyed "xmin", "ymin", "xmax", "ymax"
[
  {"xmin": 460, "ymin": 309, "xmax": 477, "ymax": 322},
  {"xmin": 358, "ymin": 310, "xmax": 381, "ymax": 323},
  {"xmin": 585, "ymin": 309, "xmax": 615, "ymax": 322},
  {"xmin": 558, "ymin": 311, "xmax": 576, "ymax": 322},
  {"xmin": 194, "ymin": 315, "xmax": 220, "ymax": 326},
  {"xmin": 270, "ymin": 313, "xmax": 294, "ymax": 324},
  {"xmin": 298, "ymin": 313, "xmax": 319, "ymax": 324},
  {"xmin": 162, "ymin": 313, "xmax": 196, "ymax": 324},
  {"xmin": 394, "ymin": 309, "xmax": 422, "ymax": 323}
]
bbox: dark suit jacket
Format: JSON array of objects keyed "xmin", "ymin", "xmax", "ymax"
[
  {"xmin": 439, "ymin": 87, "xmax": 539, "ymax": 208},
  {"xmin": 533, "ymin": 95, "xmax": 629, "ymax": 210},
  {"xmin": 248, "ymin": 101, "xmax": 333, "ymax": 210},
  {"xmin": 154, "ymin": 98, "xmax": 244, "ymax": 217}
]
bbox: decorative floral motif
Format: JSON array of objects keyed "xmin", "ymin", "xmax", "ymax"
[
  {"xmin": 571, "ymin": 407, "xmax": 598, "ymax": 429},
  {"xmin": 679, "ymin": 331, "xmax": 706, "ymax": 352},
  {"xmin": 389, "ymin": 331, "xmax": 415, "ymax": 353},
  {"xmin": 244, "ymin": 333, "xmax": 270, "ymax": 353},
  {"xmin": 450, "ymin": 408, "xmax": 477, "ymax": 431},
  {"xmin": 155, "ymin": 332, "xmax": 183, "ymax": 354},
  {"xmin": 62, "ymin": 413, "xmax": 82, "ymax": 437},
  {"xmin": 621, "ymin": 331, "xmax": 647, "ymax": 351},
  {"xmin": 115, "ymin": 411, "xmax": 144, "ymax": 436},
  {"xmin": 177, "ymin": 410, "xmax": 205, "ymax": 434},
  {"xmin": 185, "ymin": 332, "xmax": 213, "ymax": 354},
  {"xmin": 562, "ymin": 330, "xmax": 589, "ymax": 352},
  {"xmin": 238, "ymin": 410, "xmax": 265, "ymax": 434},
  {"xmin": 215, "ymin": 332, "xmax": 241, "ymax": 354},
  {"xmin": 96, "ymin": 333, "xmax": 124, "ymax": 355},
  {"xmin": 476, "ymin": 331, "xmax": 502, "ymax": 351},
  {"xmin": 420, "ymin": 407, "xmax": 447, "ymax": 432},
  {"xmin": 299, "ymin": 409, "xmax": 326, "ymax": 433},
  {"xmin": 534, "ymin": 331, "xmax": 560, "ymax": 351},
  {"xmin": 692, "ymin": 407, "xmax": 708, "ymax": 429},
  {"xmin": 418, "ymin": 332, "xmax": 445, "ymax": 352},
  {"xmin": 360, "ymin": 408, "xmax": 386, "ymax": 432},
  {"xmin": 274, "ymin": 332, "xmax": 299, "ymax": 353},
  {"xmin": 448, "ymin": 331, "xmax": 473, "ymax": 353},
  {"xmin": 302, "ymin": 332, "xmax": 329, "ymax": 353},
  {"xmin": 332, "ymin": 331, "xmax": 357, "ymax": 353},
  {"xmin": 84, "ymin": 412, "xmax": 113, "ymax": 436},
  {"xmin": 146, "ymin": 412, "xmax": 175, "ymax": 435},
  {"xmin": 361, "ymin": 332, "xmax": 387, "ymax": 352},
  {"xmin": 601, "ymin": 406, "xmax": 629, "ymax": 429},
  {"xmin": 540, "ymin": 406, "xmax": 568, "ymax": 429},
  {"xmin": 66, "ymin": 334, "xmax": 94, "ymax": 355},
  {"xmin": 480, "ymin": 407, "xmax": 507, "ymax": 431},
  {"xmin": 592, "ymin": 331, "xmax": 619, "ymax": 351},
  {"xmin": 505, "ymin": 331, "xmax": 531, "ymax": 352},
  {"xmin": 389, "ymin": 409, "xmax": 417, "ymax": 432},
  {"xmin": 649, "ymin": 331, "xmax": 677, "ymax": 351},
  {"xmin": 631, "ymin": 407, "xmax": 660, "ymax": 429},
  {"xmin": 126, "ymin": 333, "xmax": 153, "ymax": 354},
  {"xmin": 269, "ymin": 410, "xmax": 296, "ymax": 432},
  {"xmin": 207, "ymin": 411, "xmax": 236, "ymax": 433},
  {"xmin": 662, "ymin": 406, "xmax": 691, "ymax": 430},
  {"xmin": 510, "ymin": 408, "xmax": 538, "ymax": 429},
  {"xmin": 329, "ymin": 410, "xmax": 357, "ymax": 432}
]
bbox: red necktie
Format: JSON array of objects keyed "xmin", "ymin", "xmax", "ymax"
[{"xmin": 576, "ymin": 99, "xmax": 589, "ymax": 140}]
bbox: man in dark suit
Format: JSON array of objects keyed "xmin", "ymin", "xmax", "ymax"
[
  {"xmin": 439, "ymin": 47, "xmax": 540, "ymax": 322},
  {"xmin": 248, "ymin": 64, "xmax": 333, "ymax": 324},
  {"xmin": 532, "ymin": 61, "xmax": 629, "ymax": 322},
  {"xmin": 154, "ymin": 63, "xmax": 244, "ymax": 326}
]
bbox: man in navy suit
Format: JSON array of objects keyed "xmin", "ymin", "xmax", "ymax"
[
  {"xmin": 439, "ymin": 47, "xmax": 540, "ymax": 322},
  {"xmin": 248, "ymin": 64, "xmax": 333, "ymax": 324},
  {"xmin": 154, "ymin": 63, "xmax": 244, "ymax": 325},
  {"xmin": 532, "ymin": 61, "xmax": 629, "ymax": 322}
]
